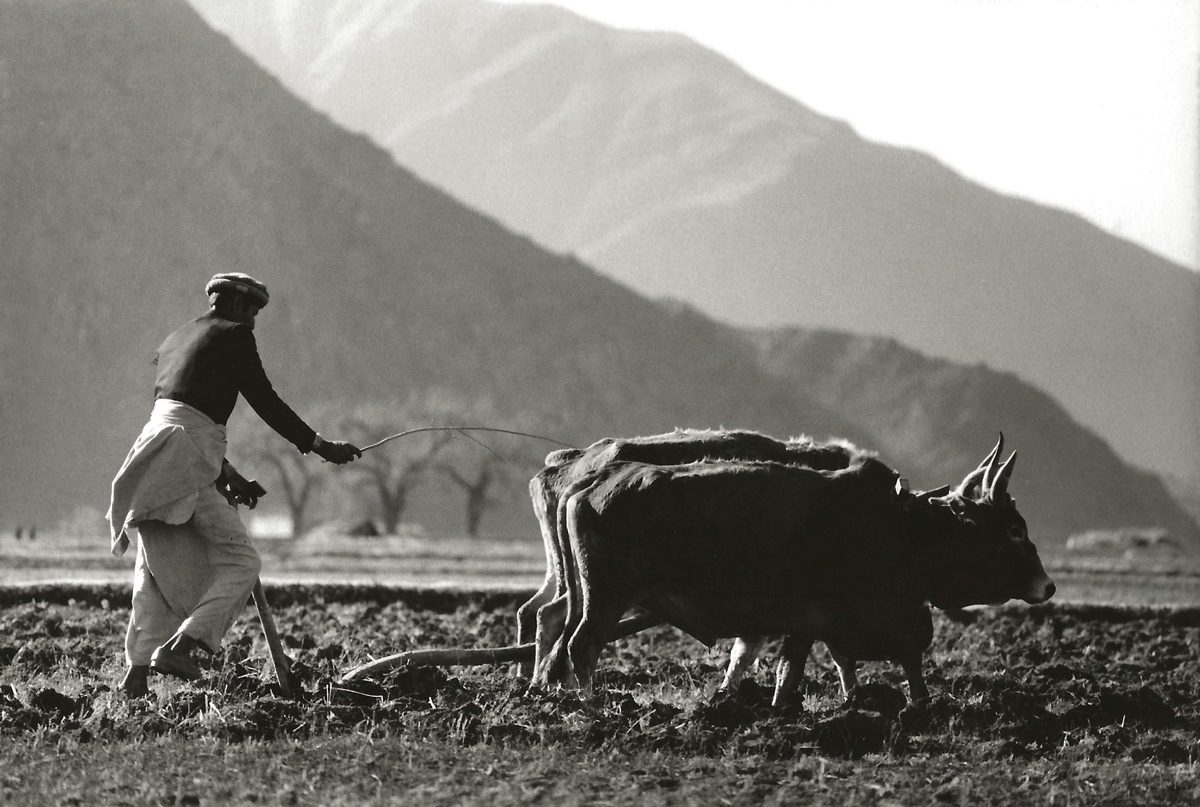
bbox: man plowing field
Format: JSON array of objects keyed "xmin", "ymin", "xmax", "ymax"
[{"xmin": 107, "ymin": 273, "xmax": 362, "ymax": 697}]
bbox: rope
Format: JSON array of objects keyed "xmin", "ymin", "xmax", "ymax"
[{"xmin": 358, "ymin": 426, "xmax": 576, "ymax": 454}]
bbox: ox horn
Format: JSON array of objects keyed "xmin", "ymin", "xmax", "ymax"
[
  {"xmin": 979, "ymin": 433, "xmax": 1004, "ymax": 488},
  {"xmin": 955, "ymin": 433, "xmax": 1004, "ymax": 500},
  {"xmin": 988, "ymin": 451, "xmax": 1018, "ymax": 499},
  {"xmin": 954, "ymin": 465, "xmax": 989, "ymax": 499}
]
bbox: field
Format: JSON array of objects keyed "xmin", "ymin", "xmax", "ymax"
[
  {"xmin": 1, "ymin": 581, "xmax": 1198, "ymax": 805},
  {"xmin": 6, "ymin": 529, "xmax": 1200, "ymax": 606}
]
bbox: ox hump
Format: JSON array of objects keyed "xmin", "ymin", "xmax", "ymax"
[
  {"xmin": 544, "ymin": 448, "xmax": 583, "ymax": 466},
  {"xmin": 835, "ymin": 456, "xmax": 900, "ymax": 489}
]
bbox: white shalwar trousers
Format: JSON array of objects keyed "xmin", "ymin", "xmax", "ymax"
[{"xmin": 124, "ymin": 483, "xmax": 262, "ymax": 666}]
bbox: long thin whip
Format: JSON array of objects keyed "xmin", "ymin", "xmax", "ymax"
[{"xmin": 358, "ymin": 426, "xmax": 576, "ymax": 454}]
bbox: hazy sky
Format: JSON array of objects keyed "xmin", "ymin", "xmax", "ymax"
[{"xmin": 502, "ymin": 0, "xmax": 1199, "ymax": 269}]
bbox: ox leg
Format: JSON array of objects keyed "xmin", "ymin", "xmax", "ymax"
[
  {"xmin": 720, "ymin": 636, "xmax": 767, "ymax": 692},
  {"xmin": 772, "ymin": 635, "xmax": 813, "ymax": 707},
  {"xmin": 517, "ymin": 477, "xmax": 565, "ymax": 676},
  {"xmin": 547, "ymin": 479, "xmax": 595, "ymax": 688},
  {"xmin": 516, "ymin": 571, "xmax": 554, "ymax": 677},
  {"xmin": 562, "ymin": 495, "xmax": 631, "ymax": 691},
  {"xmin": 563, "ymin": 534, "xmax": 627, "ymax": 691},
  {"xmin": 566, "ymin": 596, "xmax": 626, "ymax": 693},
  {"xmin": 900, "ymin": 655, "xmax": 929, "ymax": 702},
  {"xmin": 828, "ymin": 647, "xmax": 859, "ymax": 699},
  {"xmin": 533, "ymin": 478, "xmax": 594, "ymax": 689},
  {"xmin": 531, "ymin": 594, "xmax": 569, "ymax": 688}
]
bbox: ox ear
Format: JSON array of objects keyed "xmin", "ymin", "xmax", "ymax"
[
  {"xmin": 917, "ymin": 484, "xmax": 951, "ymax": 500},
  {"xmin": 988, "ymin": 451, "xmax": 1018, "ymax": 500},
  {"xmin": 980, "ymin": 433, "xmax": 1004, "ymax": 489},
  {"xmin": 895, "ymin": 477, "xmax": 911, "ymax": 496}
]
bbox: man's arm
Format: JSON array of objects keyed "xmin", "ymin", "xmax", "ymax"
[{"xmin": 228, "ymin": 327, "xmax": 361, "ymax": 463}]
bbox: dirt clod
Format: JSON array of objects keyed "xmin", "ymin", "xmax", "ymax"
[
  {"xmin": 844, "ymin": 683, "xmax": 907, "ymax": 718},
  {"xmin": 31, "ymin": 688, "xmax": 80, "ymax": 719},
  {"xmin": 814, "ymin": 709, "xmax": 890, "ymax": 756}
]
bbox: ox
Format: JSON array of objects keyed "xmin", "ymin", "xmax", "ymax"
[
  {"xmin": 341, "ymin": 428, "xmax": 871, "ymax": 687},
  {"xmin": 520, "ymin": 429, "xmax": 872, "ymax": 681},
  {"xmin": 545, "ymin": 446, "xmax": 1054, "ymax": 691}
]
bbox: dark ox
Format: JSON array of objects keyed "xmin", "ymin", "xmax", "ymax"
[
  {"xmin": 543, "ymin": 446, "xmax": 1054, "ymax": 690},
  {"xmin": 520, "ymin": 429, "xmax": 870, "ymax": 680},
  {"xmin": 340, "ymin": 429, "xmax": 875, "ymax": 688}
]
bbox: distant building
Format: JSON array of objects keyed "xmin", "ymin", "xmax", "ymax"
[{"xmin": 1065, "ymin": 528, "xmax": 1178, "ymax": 557}]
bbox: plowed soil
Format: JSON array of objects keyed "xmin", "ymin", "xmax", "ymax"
[{"xmin": 1, "ymin": 584, "xmax": 1197, "ymax": 805}]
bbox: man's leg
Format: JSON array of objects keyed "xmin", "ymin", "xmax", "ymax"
[
  {"xmin": 122, "ymin": 538, "xmax": 167, "ymax": 696},
  {"xmin": 135, "ymin": 514, "xmax": 214, "ymax": 681},
  {"xmin": 125, "ymin": 534, "xmax": 185, "ymax": 665},
  {"xmin": 122, "ymin": 529, "xmax": 191, "ymax": 695},
  {"xmin": 152, "ymin": 485, "xmax": 261, "ymax": 679}
]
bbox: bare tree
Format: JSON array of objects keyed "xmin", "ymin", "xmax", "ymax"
[
  {"xmin": 337, "ymin": 392, "xmax": 561, "ymax": 536},
  {"xmin": 231, "ymin": 418, "xmax": 327, "ymax": 539},
  {"xmin": 433, "ymin": 403, "xmax": 554, "ymax": 537},
  {"xmin": 341, "ymin": 398, "xmax": 460, "ymax": 534},
  {"xmin": 437, "ymin": 453, "xmax": 511, "ymax": 538},
  {"xmin": 258, "ymin": 449, "xmax": 323, "ymax": 539}
]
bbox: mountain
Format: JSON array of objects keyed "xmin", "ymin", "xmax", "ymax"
[
  {"xmin": 0, "ymin": 0, "xmax": 860, "ymax": 529},
  {"xmin": 187, "ymin": 0, "xmax": 1200, "ymax": 486},
  {"xmin": 1164, "ymin": 475, "xmax": 1200, "ymax": 534},
  {"xmin": 747, "ymin": 328, "xmax": 1199, "ymax": 554},
  {"xmin": 0, "ymin": 0, "xmax": 1186, "ymax": 554}
]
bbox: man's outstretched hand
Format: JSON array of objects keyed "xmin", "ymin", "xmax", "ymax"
[{"xmin": 313, "ymin": 435, "xmax": 363, "ymax": 465}]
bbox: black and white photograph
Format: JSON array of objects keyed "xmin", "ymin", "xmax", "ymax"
[{"xmin": 1, "ymin": 0, "xmax": 1198, "ymax": 803}]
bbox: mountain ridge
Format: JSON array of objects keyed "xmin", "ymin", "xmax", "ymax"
[
  {"xmin": 746, "ymin": 325, "xmax": 1198, "ymax": 555},
  {"xmin": 188, "ymin": 0, "xmax": 1200, "ymax": 484}
]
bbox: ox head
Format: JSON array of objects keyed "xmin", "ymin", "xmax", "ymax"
[{"xmin": 910, "ymin": 434, "xmax": 1055, "ymax": 609}]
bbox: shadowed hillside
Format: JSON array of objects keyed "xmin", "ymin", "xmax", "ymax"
[
  {"xmin": 748, "ymin": 327, "xmax": 1200, "ymax": 553},
  {"xmin": 188, "ymin": 0, "xmax": 1200, "ymax": 487},
  {"xmin": 0, "ymin": 0, "xmax": 859, "ymax": 528}
]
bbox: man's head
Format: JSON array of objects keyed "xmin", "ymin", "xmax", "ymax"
[{"xmin": 206, "ymin": 273, "xmax": 269, "ymax": 329}]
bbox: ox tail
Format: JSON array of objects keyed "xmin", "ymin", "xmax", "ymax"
[{"xmin": 338, "ymin": 613, "xmax": 663, "ymax": 683}]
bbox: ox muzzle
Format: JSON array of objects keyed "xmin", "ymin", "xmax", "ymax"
[{"xmin": 1021, "ymin": 573, "xmax": 1056, "ymax": 605}]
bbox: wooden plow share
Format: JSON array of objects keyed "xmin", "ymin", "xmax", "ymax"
[{"xmin": 339, "ymin": 613, "xmax": 660, "ymax": 684}]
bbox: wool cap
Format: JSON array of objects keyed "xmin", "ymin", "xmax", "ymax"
[{"xmin": 205, "ymin": 272, "xmax": 269, "ymax": 307}]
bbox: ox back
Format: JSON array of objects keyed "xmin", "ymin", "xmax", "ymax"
[
  {"xmin": 570, "ymin": 429, "xmax": 867, "ymax": 473},
  {"xmin": 535, "ymin": 430, "xmax": 869, "ymax": 515}
]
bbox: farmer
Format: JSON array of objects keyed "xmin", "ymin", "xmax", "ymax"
[{"xmin": 107, "ymin": 273, "xmax": 362, "ymax": 697}]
